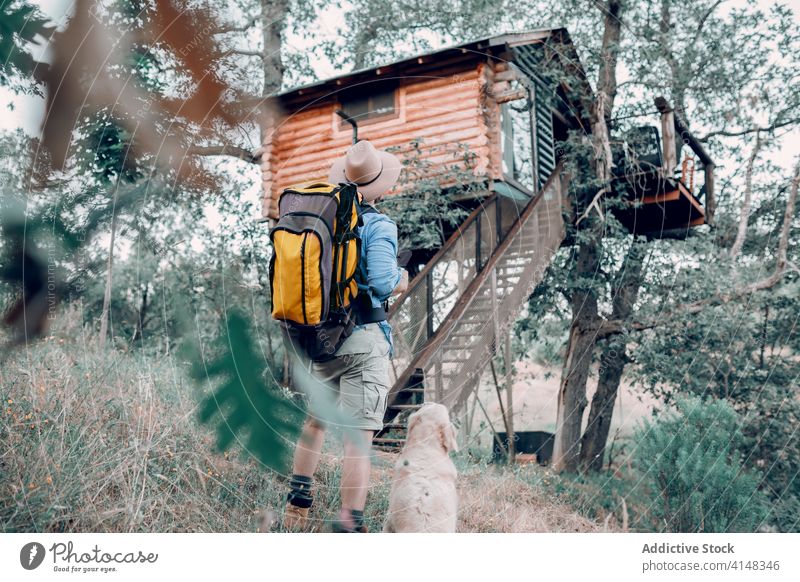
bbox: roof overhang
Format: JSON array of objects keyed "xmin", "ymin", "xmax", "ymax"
[{"xmin": 272, "ymin": 29, "xmax": 583, "ymax": 99}]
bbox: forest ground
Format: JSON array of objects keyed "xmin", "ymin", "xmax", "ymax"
[{"xmin": 0, "ymin": 312, "xmax": 610, "ymax": 533}]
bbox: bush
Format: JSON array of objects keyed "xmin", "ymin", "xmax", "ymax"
[{"xmin": 633, "ymin": 396, "xmax": 768, "ymax": 532}]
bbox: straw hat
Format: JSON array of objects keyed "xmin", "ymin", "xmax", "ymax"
[{"xmin": 328, "ymin": 140, "xmax": 402, "ymax": 202}]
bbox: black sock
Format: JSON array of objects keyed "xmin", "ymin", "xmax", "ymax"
[
  {"xmin": 332, "ymin": 509, "xmax": 365, "ymax": 533},
  {"xmin": 287, "ymin": 474, "xmax": 313, "ymax": 509},
  {"xmin": 349, "ymin": 509, "xmax": 364, "ymax": 530}
]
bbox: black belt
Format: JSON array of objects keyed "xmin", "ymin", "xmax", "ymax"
[{"xmin": 352, "ymin": 293, "xmax": 387, "ymax": 325}]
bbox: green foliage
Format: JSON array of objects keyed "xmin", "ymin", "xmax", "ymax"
[
  {"xmin": 0, "ymin": 1, "xmax": 51, "ymax": 91},
  {"xmin": 633, "ymin": 397, "xmax": 768, "ymax": 532},
  {"xmin": 77, "ymin": 114, "xmax": 143, "ymax": 184},
  {"xmin": 190, "ymin": 311, "xmax": 303, "ymax": 473},
  {"xmin": 379, "ymin": 139, "xmax": 476, "ymax": 250},
  {"xmin": 740, "ymin": 384, "xmax": 800, "ymax": 532}
]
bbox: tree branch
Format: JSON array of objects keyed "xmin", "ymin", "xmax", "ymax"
[
  {"xmin": 188, "ymin": 144, "xmax": 262, "ymax": 163},
  {"xmin": 698, "ymin": 117, "xmax": 800, "ymax": 142},
  {"xmin": 692, "ymin": 0, "xmax": 726, "ymax": 46},
  {"xmin": 214, "ymin": 18, "xmax": 258, "ymax": 34},
  {"xmin": 221, "ymin": 48, "xmax": 264, "ymax": 59}
]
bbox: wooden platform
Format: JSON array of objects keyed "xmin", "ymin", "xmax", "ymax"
[{"xmin": 611, "ymin": 171, "xmax": 705, "ymax": 236}]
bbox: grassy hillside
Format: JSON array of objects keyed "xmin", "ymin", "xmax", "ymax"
[{"xmin": 0, "ymin": 310, "xmax": 604, "ymax": 533}]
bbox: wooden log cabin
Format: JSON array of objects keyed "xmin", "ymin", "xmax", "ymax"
[{"xmin": 261, "ymin": 29, "xmax": 713, "ymax": 449}]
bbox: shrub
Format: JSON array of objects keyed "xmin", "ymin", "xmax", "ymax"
[{"xmin": 633, "ymin": 396, "xmax": 768, "ymax": 532}]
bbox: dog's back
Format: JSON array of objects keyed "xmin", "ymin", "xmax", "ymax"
[{"xmin": 383, "ymin": 403, "xmax": 459, "ymax": 533}]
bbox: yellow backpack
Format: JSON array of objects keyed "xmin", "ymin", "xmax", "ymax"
[{"xmin": 270, "ymin": 181, "xmax": 361, "ymax": 360}]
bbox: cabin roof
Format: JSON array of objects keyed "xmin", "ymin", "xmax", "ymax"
[{"xmin": 273, "ymin": 28, "xmax": 591, "ymax": 112}]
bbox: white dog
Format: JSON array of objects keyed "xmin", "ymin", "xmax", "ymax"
[{"xmin": 383, "ymin": 402, "xmax": 459, "ymax": 533}]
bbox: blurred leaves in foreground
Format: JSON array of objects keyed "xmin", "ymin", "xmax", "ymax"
[{"xmin": 190, "ymin": 311, "xmax": 303, "ymax": 473}]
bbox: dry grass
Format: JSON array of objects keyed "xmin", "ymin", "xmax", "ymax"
[
  {"xmin": 456, "ymin": 468, "xmax": 605, "ymax": 532},
  {"xmin": 1, "ymin": 311, "xmax": 605, "ymax": 533}
]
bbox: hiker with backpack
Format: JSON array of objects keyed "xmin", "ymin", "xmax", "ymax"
[{"xmin": 269, "ymin": 140, "xmax": 408, "ymax": 532}]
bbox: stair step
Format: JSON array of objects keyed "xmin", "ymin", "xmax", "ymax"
[
  {"xmin": 373, "ymin": 437, "xmax": 406, "ymax": 446},
  {"xmin": 388, "ymin": 404, "xmax": 422, "ymax": 410},
  {"xmin": 400, "ymin": 387, "xmax": 425, "ymax": 393},
  {"xmin": 381, "ymin": 423, "xmax": 407, "ymax": 430}
]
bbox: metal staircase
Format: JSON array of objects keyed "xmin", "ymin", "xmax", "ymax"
[{"xmin": 374, "ymin": 164, "xmax": 569, "ymax": 449}]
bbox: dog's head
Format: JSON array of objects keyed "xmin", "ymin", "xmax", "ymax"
[{"xmin": 407, "ymin": 402, "xmax": 459, "ymax": 453}]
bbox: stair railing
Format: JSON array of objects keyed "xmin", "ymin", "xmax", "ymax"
[{"xmin": 386, "ymin": 162, "xmax": 566, "ymax": 406}]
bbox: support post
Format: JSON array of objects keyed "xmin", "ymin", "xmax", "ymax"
[
  {"xmin": 660, "ymin": 107, "xmax": 677, "ymax": 178},
  {"xmin": 504, "ymin": 329, "xmax": 515, "ymax": 463}
]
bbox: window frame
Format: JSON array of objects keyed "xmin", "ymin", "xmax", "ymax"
[
  {"xmin": 500, "ymin": 85, "xmax": 539, "ymax": 195},
  {"xmin": 336, "ymin": 80, "xmax": 400, "ymax": 129}
]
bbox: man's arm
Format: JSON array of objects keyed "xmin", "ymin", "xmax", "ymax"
[
  {"xmin": 392, "ymin": 269, "xmax": 409, "ymax": 296},
  {"xmin": 363, "ymin": 217, "xmax": 404, "ymax": 301}
]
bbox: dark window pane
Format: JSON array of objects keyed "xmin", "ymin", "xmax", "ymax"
[{"xmin": 340, "ymin": 80, "xmax": 396, "ymax": 122}]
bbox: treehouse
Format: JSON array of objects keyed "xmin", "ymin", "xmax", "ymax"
[
  {"xmin": 261, "ymin": 29, "xmax": 589, "ymax": 224},
  {"xmin": 260, "ymin": 29, "xmax": 711, "ymax": 450}
]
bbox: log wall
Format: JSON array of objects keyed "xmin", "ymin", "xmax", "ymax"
[{"xmin": 261, "ymin": 62, "xmax": 503, "ymax": 218}]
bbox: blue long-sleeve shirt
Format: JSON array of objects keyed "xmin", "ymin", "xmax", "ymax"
[{"xmin": 356, "ymin": 210, "xmax": 402, "ymax": 353}]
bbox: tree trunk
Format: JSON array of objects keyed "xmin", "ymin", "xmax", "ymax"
[
  {"xmin": 552, "ymin": 0, "xmax": 624, "ymax": 473},
  {"xmin": 132, "ymin": 282, "xmax": 149, "ymax": 343},
  {"xmin": 551, "ymin": 257, "xmax": 599, "ymax": 472},
  {"xmin": 729, "ymin": 132, "xmax": 764, "ymax": 259},
  {"xmin": 579, "ymin": 240, "xmax": 646, "ymax": 471},
  {"xmin": 504, "ymin": 330, "xmax": 515, "ymax": 463},
  {"xmin": 260, "ymin": 0, "xmax": 288, "ymax": 95},
  {"xmin": 98, "ymin": 198, "xmax": 119, "ymax": 349}
]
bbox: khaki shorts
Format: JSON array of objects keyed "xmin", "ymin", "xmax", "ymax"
[{"xmin": 302, "ymin": 323, "xmax": 391, "ymax": 431}]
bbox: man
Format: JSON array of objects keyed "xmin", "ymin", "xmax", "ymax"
[{"xmin": 283, "ymin": 140, "xmax": 408, "ymax": 533}]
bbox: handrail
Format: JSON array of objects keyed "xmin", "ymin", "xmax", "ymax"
[
  {"xmin": 386, "ymin": 161, "xmax": 565, "ymax": 402},
  {"xmin": 387, "ymin": 192, "xmax": 494, "ymax": 320}
]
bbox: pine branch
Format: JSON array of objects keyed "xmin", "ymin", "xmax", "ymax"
[{"xmin": 221, "ymin": 48, "xmax": 264, "ymax": 59}]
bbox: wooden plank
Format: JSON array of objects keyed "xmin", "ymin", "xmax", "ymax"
[
  {"xmin": 275, "ymin": 124, "xmax": 487, "ymax": 168},
  {"xmin": 277, "ymin": 103, "xmax": 480, "ymax": 146},
  {"xmin": 494, "ymin": 88, "xmax": 527, "ymax": 103},
  {"xmin": 273, "ymin": 142, "xmax": 491, "ymax": 189},
  {"xmin": 677, "ymin": 180, "xmax": 705, "ymax": 217},
  {"xmin": 641, "ymin": 189, "xmax": 681, "ymax": 205},
  {"xmin": 278, "ymin": 105, "xmax": 482, "ymax": 147}
]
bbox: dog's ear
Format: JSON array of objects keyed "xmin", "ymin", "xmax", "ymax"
[{"xmin": 440, "ymin": 421, "xmax": 459, "ymax": 453}]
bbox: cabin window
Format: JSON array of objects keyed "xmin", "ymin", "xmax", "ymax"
[
  {"xmin": 338, "ymin": 80, "xmax": 397, "ymax": 124},
  {"xmin": 501, "ymin": 90, "xmax": 536, "ymax": 193}
]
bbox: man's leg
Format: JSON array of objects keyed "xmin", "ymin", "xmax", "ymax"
[
  {"xmin": 337, "ymin": 429, "xmax": 374, "ymax": 530},
  {"xmin": 282, "ymin": 331, "xmax": 337, "ymax": 530},
  {"xmin": 292, "ymin": 418, "xmax": 326, "ymax": 476}
]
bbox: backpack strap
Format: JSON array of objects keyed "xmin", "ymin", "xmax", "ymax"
[
  {"xmin": 332, "ymin": 183, "xmax": 359, "ymax": 308},
  {"xmin": 353, "ymin": 202, "xmax": 390, "ymax": 323}
]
